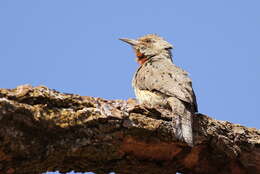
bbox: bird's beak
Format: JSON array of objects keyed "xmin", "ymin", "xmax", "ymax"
[{"xmin": 119, "ymin": 38, "xmax": 139, "ymax": 46}]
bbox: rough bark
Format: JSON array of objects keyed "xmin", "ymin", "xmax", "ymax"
[{"xmin": 0, "ymin": 85, "xmax": 259, "ymax": 174}]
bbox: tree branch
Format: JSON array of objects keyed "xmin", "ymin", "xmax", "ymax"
[{"xmin": 0, "ymin": 85, "xmax": 259, "ymax": 174}]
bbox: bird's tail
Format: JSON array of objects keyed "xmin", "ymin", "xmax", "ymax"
[{"xmin": 167, "ymin": 97, "xmax": 194, "ymax": 147}]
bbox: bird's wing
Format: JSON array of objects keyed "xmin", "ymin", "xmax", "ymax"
[{"xmin": 134, "ymin": 58, "xmax": 197, "ymax": 111}]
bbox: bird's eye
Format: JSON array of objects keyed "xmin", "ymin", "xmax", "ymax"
[{"xmin": 144, "ymin": 39, "xmax": 152, "ymax": 43}]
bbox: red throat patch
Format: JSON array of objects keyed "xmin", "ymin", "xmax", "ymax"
[
  {"xmin": 135, "ymin": 50, "xmax": 148, "ymax": 65},
  {"xmin": 137, "ymin": 57, "xmax": 148, "ymax": 65}
]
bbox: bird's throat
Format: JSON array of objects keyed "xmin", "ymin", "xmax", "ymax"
[
  {"xmin": 136, "ymin": 57, "xmax": 148, "ymax": 65},
  {"xmin": 136, "ymin": 50, "xmax": 149, "ymax": 65}
]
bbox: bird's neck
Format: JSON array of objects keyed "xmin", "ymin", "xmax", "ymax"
[
  {"xmin": 136, "ymin": 49, "xmax": 173, "ymax": 65},
  {"xmin": 153, "ymin": 49, "xmax": 173, "ymax": 63}
]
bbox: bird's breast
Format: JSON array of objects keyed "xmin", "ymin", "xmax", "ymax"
[{"xmin": 134, "ymin": 88, "xmax": 168, "ymax": 106}]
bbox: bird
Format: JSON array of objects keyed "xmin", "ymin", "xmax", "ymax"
[{"xmin": 119, "ymin": 34, "xmax": 198, "ymax": 146}]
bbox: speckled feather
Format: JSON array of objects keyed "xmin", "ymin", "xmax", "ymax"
[
  {"xmin": 133, "ymin": 57, "xmax": 198, "ymax": 112},
  {"xmin": 120, "ymin": 34, "xmax": 197, "ymax": 146}
]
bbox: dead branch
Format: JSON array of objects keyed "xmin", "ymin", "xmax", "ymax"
[{"xmin": 0, "ymin": 85, "xmax": 259, "ymax": 174}]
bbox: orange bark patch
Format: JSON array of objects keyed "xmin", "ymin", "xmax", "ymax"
[
  {"xmin": 119, "ymin": 136, "xmax": 182, "ymax": 160},
  {"xmin": 0, "ymin": 150, "xmax": 12, "ymax": 161},
  {"xmin": 183, "ymin": 145, "xmax": 203, "ymax": 168}
]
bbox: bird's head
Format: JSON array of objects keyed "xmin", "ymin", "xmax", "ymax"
[{"xmin": 120, "ymin": 34, "xmax": 173, "ymax": 65}]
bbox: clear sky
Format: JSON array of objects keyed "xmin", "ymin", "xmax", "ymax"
[{"xmin": 0, "ymin": 1, "xmax": 259, "ymax": 129}]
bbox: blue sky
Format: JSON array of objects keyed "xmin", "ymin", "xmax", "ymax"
[{"xmin": 1, "ymin": 1, "xmax": 259, "ymax": 130}]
